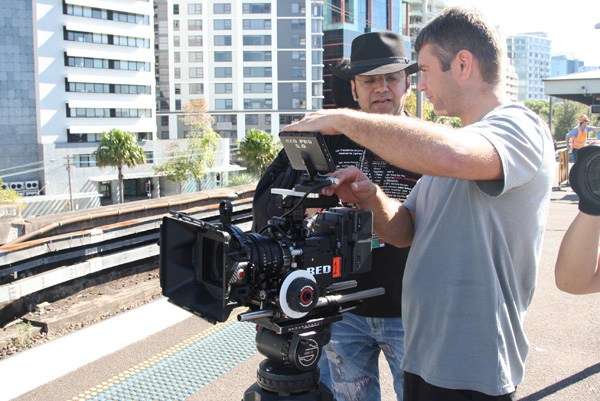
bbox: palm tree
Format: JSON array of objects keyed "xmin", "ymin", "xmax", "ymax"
[{"xmin": 94, "ymin": 129, "xmax": 146, "ymax": 203}]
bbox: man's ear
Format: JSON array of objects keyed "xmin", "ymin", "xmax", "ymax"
[
  {"xmin": 454, "ymin": 50, "xmax": 474, "ymax": 80},
  {"xmin": 350, "ymin": 79, "xmax": 359, "ymax": 101}
]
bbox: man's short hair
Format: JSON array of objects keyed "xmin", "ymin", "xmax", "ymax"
[{"xmin": 414, "ymin": 7, "xmax": 503, "ymax": 85}]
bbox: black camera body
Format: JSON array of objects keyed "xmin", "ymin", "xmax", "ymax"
[
  {"xmin": 159, "ymin": 132, "xmax": 377, "ymax": 327},
  {"xmin": 160, "ymin": 199, "xmax": 372, "ymax": 324}
]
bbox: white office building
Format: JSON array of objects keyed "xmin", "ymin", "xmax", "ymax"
[
  {"xmin": 155, "ymin": 0, "xmax": 325, "ymax": 141},
  {"xmin": 35, "ymin": 0, "xmax": 159, "ymax": 202},
  {"xmin": 506, "ymin": 32, "xmax": 551, "ymax": 100}
]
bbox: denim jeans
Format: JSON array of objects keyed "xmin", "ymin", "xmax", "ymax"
[{"xmin": 318, "ymin": 313, "xmax": 405, "ymax": 401}]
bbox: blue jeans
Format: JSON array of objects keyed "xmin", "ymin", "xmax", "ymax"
[{"xmin": 318, "ymin": 313, "xmax": 405, "ymax": 401}]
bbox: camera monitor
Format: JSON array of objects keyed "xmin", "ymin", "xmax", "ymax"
[{"xmin": 279, "ymin": 132, "xmax": 336, "ymax": 175}]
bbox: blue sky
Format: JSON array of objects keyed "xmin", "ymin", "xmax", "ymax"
[{"xmin": 445, "ymin": 0, "xmax": 600, "ymax": 67}]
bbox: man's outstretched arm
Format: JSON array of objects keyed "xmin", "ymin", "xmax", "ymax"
[
  {"xmin": 555, "ymin": 212, "xmax": 600, "ymax": 294},
  {"xmin": 284, "ymin": 108, "xmax": 503, "ymax": 181}
]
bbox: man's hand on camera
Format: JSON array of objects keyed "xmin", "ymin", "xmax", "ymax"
[
  {"xmin": 283, "ymin": 109, "xmax": 353, "ymax": 135},
  {"xmin": 322, "ymin": 167, "xmax": 378, "ymax": 207}
]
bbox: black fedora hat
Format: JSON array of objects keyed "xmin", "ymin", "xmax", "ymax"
[{"xmin": 330, "ymin": 32, "xmax": 417, "ymax": 80}]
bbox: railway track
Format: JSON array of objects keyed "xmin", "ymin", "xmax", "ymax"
[{"xmin": 0, "ymin": 200, "xmax": 254, "ymax": 324}]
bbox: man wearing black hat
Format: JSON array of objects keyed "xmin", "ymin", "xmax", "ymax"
[{"xmin": 252, "ymin": 32, "xmax": 419, "ymax": 401}]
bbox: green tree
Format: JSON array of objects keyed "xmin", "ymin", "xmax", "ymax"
[
  {"xmin": 155, "ymin": 99, "xmax": 219, "ymax": 192},
  {"xmin": 405, "ymin": 92, "xmax": 437, "ymax": 121},
  {"xmin": 183, "ymin": 99, "xmax": 213, "ymax": 136},
  {"xmin": 239, "ymin": 129, "xmax": 280, "ymax": 175},
  {"xmin": 93, "ymin": 129, "xmax": 146, "ymax": 203},
  {"xmin": 552, "ymin": 100, "xmax": 588, "ymax": 142},
  {"xmin": 524, "ymin": 99, "xmax": 550, "ymax": 123},
  {"xmin": 154, "ymin": 130, "xmax": 220, "ymax": 191}
]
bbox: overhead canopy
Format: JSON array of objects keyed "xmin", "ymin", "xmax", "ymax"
[{"xmin": 543, "ymin": 70, "xmax": 600, "ymax": 105}]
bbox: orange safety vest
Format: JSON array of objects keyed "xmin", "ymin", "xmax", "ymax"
[{"xmin": 572, "ymin": 128, "xmax": 588, "ymax": 149}]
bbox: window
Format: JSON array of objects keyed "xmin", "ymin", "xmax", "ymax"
[
  {"xmin": 188, "ymin": 51, "xmax": 203, "ymax": 62},
  {"xmin": 312, "ymin": 66, "xmax": 322, "ymax": 80},
  {"xmin": 174, "ymin": 67, "xmax": 181, "ymax": 79},
  {"xmin": 243, "ymin": 19, "xmax": 271, "ymax": 30},
  {"xmin": 75, "ymin": 154, "xmax": 95, "ymax": 168},
  {"xmin": 188, "ymin": 3, "xmax": 202, "ymax": 15},
  {"xmin": 312, "ymin": 35, "xmax": 322, "ymax": 47},
  {"xmin": 312, "ymin": 3, "xmax": 323, "ymax": 17},
  {"xmin": 246, "ymin": 114, "xmax": 259, "ymax": 124},
  {"xmin": 244, "ymin": 67, "xmax": 271, "ymax": 77},
  {"xmin": 174, "ymin": 84, "xmax": 181, "ymax": 95},
  {"xmin": 312, "ymin": 98, "xmax": 323, "ymax": 109},
  {"xmin": 189, "ymin": 83, "xmax": 204, "ymax": 94},
  {"xmin": 213, "ymin": 3, "xmax": 231, "ymax": 14},
  {"xmin": 290, "ymin": 66, "xmax": 305, "ymax": 79},
  {"xmin": 175, "ymin": 99, "xmax": 181, "ymax": 110},
  {"xmin": 312, "ymin": 51, "xmax": 322, "ymax": 64},
  {"xmin": 280, "ymin": 114, "xmax": 303, "ymax": 125},
  {"xmin": 214, "ymin": 35, "xmax": 232, "ymax": 46},
  {"xmin": 244, "ymin": 82, "xmax": 272, "ymax": 93},
  {"xmin": 161, "ymin": 116, "xmax": 169, "ymax": 126},
  {"xmin": 173, "ymin": 35, "xmax": 180, "ymax": 47},
  {"xmin": 173, "ymin": 4, "xmax": 179, "ymax": 15},
  {"xmin": 243, "ymin": 51, "xmax": 271, "ymax": 61},
  {"xmin": 215, "ymin": 99, "xmax": 233, "ymax": 110},
  {"xmin": 312, "ymin": 83, "xmax": 323, "ymax": 96},
  {"xmin": 144, "ymin": 151, "xmax": 154, "ymax": 164},
  {"xmin": 188, "ymin": 19, "xmax": 202, "ymax": 31},
  {"xmin": 65, "ymin": 5, "xmax": 148, "ymax": 25},
  {"xmin": 243, "ymin": 35, "xmax": 271, "ymax": 46},
  {"xmin": 244, "ymin": 98, "xmax": 272, "ymax": 109},
  {"xmin": 188, "ymin": 35, "xmax": 202, "ymax": 46},
  {"xmin": 311, "ymin": 19, "xmax": 322, "ymax": 33},
  {"xmin": 214, "ymin": 19, "xmax": 231, "ymax": 30},
  {"xmin": 189, "ymin": 67, "xmax": 203, "ymax": 78},
  {"xmin": 215, "ymin": 83, "xmax": 232, "ymax": 94},
  {"xmin": 292, "ymin": 98, "xmax": 306, "ymax": 109},
  {"xmin": 174, "ymin": 51, "xmax": 180, "ymax": 63},
  {"xmin": 66, "ymin": 56, "xmax": 109, "ymax": 69},
  {"xmin": 215, "ymin": 67, "xmax": 232, "ymax": 78},
  {"xmin": 291, "ymin": 51, "xmax": 306, "ymax": 60},
  {"xmin": 214, "ymin": 51, "xmax": 232, "ymax": 62},
  {"xmin": 243, "ymin": 3, "xmax": 270, "ymax": 14},
  {"xmin": 137, "ymin": 132, "xmax": 152, "ymax": 141},
  {"xmin": 173, "ymin": 20, "xmax": 180, "ymax": 30}
]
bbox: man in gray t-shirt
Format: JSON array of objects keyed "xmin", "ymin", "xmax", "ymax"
[{"xmin": 283, "ymin": 8, "xmax": 554, "ymax": 401}]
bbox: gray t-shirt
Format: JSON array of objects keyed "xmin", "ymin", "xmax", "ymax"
[{"xmin": 402, "ymin": 103, "xmax": 554, "ymax": 395}]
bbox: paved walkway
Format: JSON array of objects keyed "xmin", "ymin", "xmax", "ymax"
[{"xmin": 1, "ymin": 188, "xmax": 599, "ymax": 401}]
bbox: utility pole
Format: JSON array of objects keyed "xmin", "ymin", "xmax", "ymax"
[{"xmin": 65, "ymin": 155, "xmax": 74, "ymax": 211}]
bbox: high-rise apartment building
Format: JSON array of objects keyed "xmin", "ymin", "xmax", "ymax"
[
  {"xmin": 406, "ymin": 0, "xmax": 445, "ymax": 44},
  {"xmin": 322, "ymin": 0, "xmax": 412, "ymax": 107},
  {"xmin": 551, "ymin": 55, "xmax": 584, "ymax": 77},
  {"xmin": 155, "ymin": 0, "xmax": 325, "ymax": 141},
  {"xmin": 506, "ymin": 32, "xmax": 551, "ymax": 100},
  {"xmin": 505, "ymin": 61, "xmax": 519, "ymax": 103},
  {"xmin": 1, "ymin": 0, "xmax": 157, "ymax": 201},
  {"xmin": 0, "ymin": 2, "xmax": 41, "ymax": 190}
]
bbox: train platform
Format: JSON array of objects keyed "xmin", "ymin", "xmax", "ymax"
[{"xmin": 1, "ymin": 187, "xmax": 600, "ymax": 401}]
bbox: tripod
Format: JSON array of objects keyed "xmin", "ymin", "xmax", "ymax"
[{"xmin": 242, "ymin": 317, "xmax": 338, "ymax": 401}]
